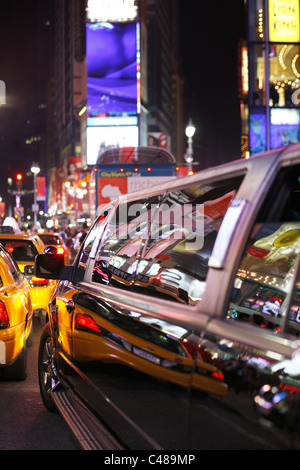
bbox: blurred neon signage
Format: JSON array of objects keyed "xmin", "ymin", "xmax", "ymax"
[
  {"xmin": 269, "ymin": 0, "xmax": 300, "ymax": 42},
  {"xmin": 87, "ymin": 123, "xmax": 139, "ymax": 165},
  {"xmin": 86, "ymin": 0, "xmax": 138, "ymax": 23},
  {"xmin": 241, "ymin": 46, "xmax": 248, "ymax": 94}
]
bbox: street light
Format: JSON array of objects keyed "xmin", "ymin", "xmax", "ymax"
[
  {"xmin": 31, "ymin": 163, "xmax": 40, "ymax": 227},
  {"xmin": 184, "ymin": 119, "xmax": 196, "ymax": 173}
]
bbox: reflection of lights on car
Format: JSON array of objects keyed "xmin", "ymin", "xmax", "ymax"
[
  {"xmin": 262, "ymin": 298, "xmax": 282, "ymax": 316},
  {"xmin": 30, "ymin": 276, "xmax": 50, "ymax": 287},
  {"xmin": 0, "ymin": 300, "xmax": 9, "ymax": 328}
]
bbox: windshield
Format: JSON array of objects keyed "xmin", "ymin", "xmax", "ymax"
[{"xmin": 39, "ymin": 234, "xmax": 61, "ymax": 245}]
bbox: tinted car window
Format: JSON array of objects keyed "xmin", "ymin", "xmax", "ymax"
[
  {"xmin": 133, "ymin": 176, "xmax": 244, "ymax": 304},
  {"xmin": 92, "ymin": 176, "xmax": 244, "ymax": 304},
  {"xmin": 0, "ymin": 239, "xmax": 38, "ymax": 262},
  {"xmin": 77, "ymin": 210, "xmax": 111, "ymax": 274},
  {"xmin": 39, "ymin": 234, "xmax": 60, "ymax": 245},
  {"xmin": 286, "ymin": 261, "xmax": 300, "ymax": 337},
  {"xmin": 0, "ymin": 248, "xmax": 22, "ymax": 282},
  {"xmin": 92, "ymin": 196, "xmax": 162, "ymax": 287},
  {"xmin": 227, "ymin": 165, "xmax": 300, "ymax": 335}
]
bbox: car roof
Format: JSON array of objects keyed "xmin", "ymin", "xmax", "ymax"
[{"xmin": 0, "ymin": 233, "xmax": 37, "ymax": 241}]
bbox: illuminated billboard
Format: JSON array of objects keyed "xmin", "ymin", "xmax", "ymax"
[
  {"xmin": 269, "ymin": 0, "xmax": 300, "ymax": 43},
  {"xmin": 86, "ymin": 0, "xmax": 139, "ymax": 23},
  {"xmin": 249, "ymin": 114, "xmax": 267, "ymax": 155},
  {"xmin": 86, "ymin": 21, "xmax": 140, "ymax": 116},
  {"xmin": 86, "ymin": 119, "xmax": 139, "ymax": 165}
]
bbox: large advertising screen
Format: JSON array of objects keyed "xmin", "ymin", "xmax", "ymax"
[
  {"xmin": 86, "ymin": 21, "xmax": 140, "ymax": 116},
  {"xmin": 249, "ymin": 114, "xmax": 267, "ymax": 155},
  {"xmin": 87, "ymin": 124, "xmax": 139, "ymax": 165}
]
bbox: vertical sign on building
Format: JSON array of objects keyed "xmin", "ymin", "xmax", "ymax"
[
  {"xmin": 269, "ymin": 0, "xmax": 300, "ymax": 42},
  {"xmin": 86, "ymin": 0, "xmax": 140, "ymax": 166}
]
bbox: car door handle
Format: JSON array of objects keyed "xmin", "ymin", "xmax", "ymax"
[{"xmin": 66, "ymin": 300, "xmax": 75, "ymax": 314}]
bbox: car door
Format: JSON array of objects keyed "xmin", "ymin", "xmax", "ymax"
[
  {"xmin": 192, "ymin": 158, "xmax": 300, "ymax": 448},
  {"xmin": 66, "ymin": 171, "xmax": 255, "ymax": 449}
]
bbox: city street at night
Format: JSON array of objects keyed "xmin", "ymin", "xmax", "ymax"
[
  {"xmin": 0, "ymin": 317, "xmax": 79, "ymax": 450},
  {"xmin": 0, "ymin": 0, "xmax": 300, "ymax": 452}
]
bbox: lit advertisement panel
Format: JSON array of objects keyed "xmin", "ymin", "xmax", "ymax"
[
  {"xmin": 86, "ymin": 22, "xmax": 140, "ymax": 116},
  {"xmin": 87, "ymin": 124, "xmax": 139, "ymax": 165},
  {"xmin": 249, "ymin": 114, "xmax": 267, "ymax": 155},
  {"xmin": 270, "ymin": 108, "xmax": 300, "ymax": 148}
]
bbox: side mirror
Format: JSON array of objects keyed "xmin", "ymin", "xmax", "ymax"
[
  {"xmin": 24, "ymin": 265, "xmax": 34, "ymax": 276},
  {"xmin": 34, "ymin": 253, "xmax": 72, "ymax": 280}
]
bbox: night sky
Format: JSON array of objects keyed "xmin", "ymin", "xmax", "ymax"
[
  {"xmin": 0, "ymin": 0, "xmax": 246, "ymax": 205},
  {"xmin": 179, "ymin": 0, "xmax": 246, "ymax": 169},
  {"xmin": 0, "ymin": 1, "xmax": 38, "ymax": 197}
]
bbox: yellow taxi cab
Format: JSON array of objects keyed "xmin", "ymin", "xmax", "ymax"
[
  {"xmin": 38, "ymin": 232, "xmax": 70, "ymax": 264},
  {"xmin": 0, "ymin": 233, "xmax": 57, "ymax": 321},
  {"xmin": 0, "ymin": 243, "xmax": 33, "ymax": 380}
]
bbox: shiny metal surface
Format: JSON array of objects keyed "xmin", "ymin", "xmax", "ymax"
[{"xmin": 36, "ymin": 144, "xmax": 300, "ymax": 449}]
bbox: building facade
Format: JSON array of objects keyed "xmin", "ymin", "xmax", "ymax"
[
  {"xmin": 240, "ymin": 0, "xmax": 300, "ymax": 157},
  {"xmin": 46, "ymin": 0, "xmax": 184, "ymax": 224}
]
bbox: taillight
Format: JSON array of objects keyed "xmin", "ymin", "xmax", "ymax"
[
  {"xmin": 211, "ymin": 371, "xmax": 224, "ymax": 381},
  {"xmin": 0, "ymin": 300, "xmax": 9, "ymax": 329},
  {"xmin": 56, "ymin": 247, "xmax": 64, "ymax": 255},
  {"xmin": 75, "ymin": 313, "xmax": 102, "ymax": 335},
  {"xmin": 30, "ymin": 276, "xmax": 49, "ymax": 286}
]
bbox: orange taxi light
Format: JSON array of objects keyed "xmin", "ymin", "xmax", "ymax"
[{"xmin": 56, "ymin": 247, "xmax": 65, "ymax": 255}]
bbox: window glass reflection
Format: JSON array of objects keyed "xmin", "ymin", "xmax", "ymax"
[
  {"xmin": 227, "ymin": 166, "xmax": 300, "ymax": 334},
  {"xmin": 286, "ymin": 262, "xmax": 300, "ymax": 337},
  {"xmin": 92, "ymin": 196, "xmax": 161, "ymax": 286},
  {"xmin": 92, "ymin": 176, "xmax": 244, "ymax": 304},
  {"xmin": 269, "ymin": 44, "xmax": 300, "ymax": 109}
]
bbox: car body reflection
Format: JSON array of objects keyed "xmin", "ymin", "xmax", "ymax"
[{"xmin": 34, "ymin": 145, "xmax": 300, "ymax": 449}]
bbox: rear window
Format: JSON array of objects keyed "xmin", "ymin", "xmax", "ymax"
[
  {"xmin": 0, "ymin": 239, "xmax": 39, "ymax": 262},
  {"xmin": 39, "ymin": 235, "xmax": 60, "ymax": 245}
]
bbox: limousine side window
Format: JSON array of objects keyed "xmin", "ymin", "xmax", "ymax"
[
  {"xmin": 227, "ymin": 165, "xmax": 300, "ymax": 336},
  {"xmin": 91, "ymin": 175, "xmax": 243, "ymax": 303},
  {"xmin": 131, "ymin": 176, "xmax": 244, "ymax": 304},
  {"xmin": 92, "ymin": 196, "xmax": 163, "ymax": 287}
]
